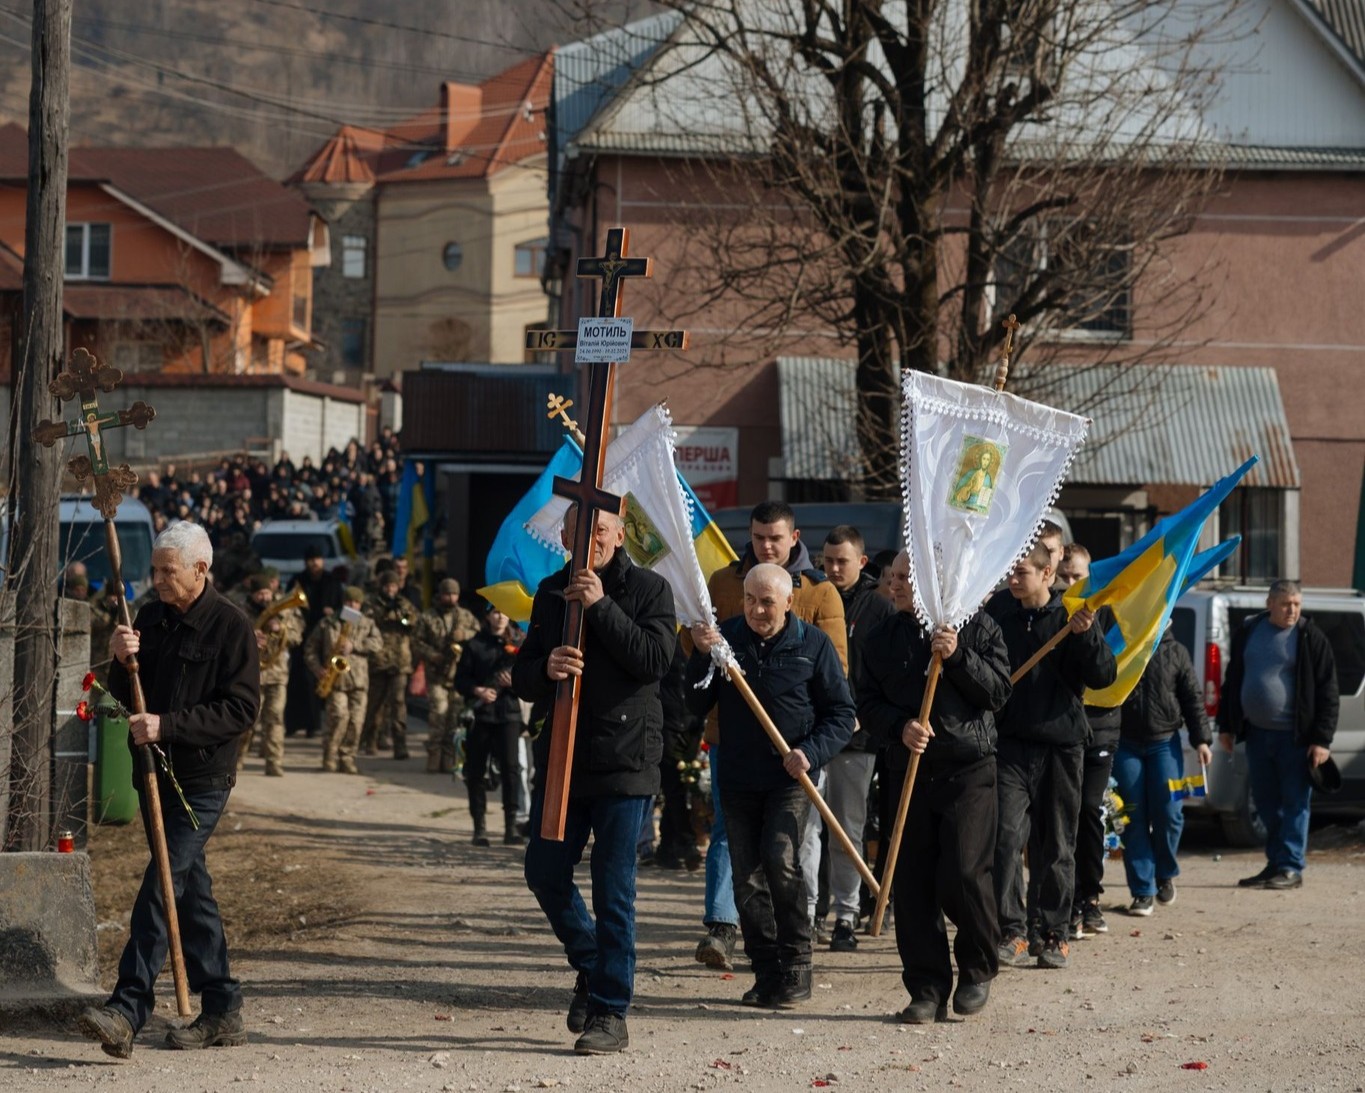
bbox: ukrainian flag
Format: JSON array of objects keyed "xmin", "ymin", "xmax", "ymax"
[
  {"xmin": 478, "ymin": 435, "xmax": 738, "ymax": 623},
  {"xmin": 1062, "ymin": 456, "xmax": 1258, "ymax": 707},
  {"xmin": 478, "ymin": 440, "xmax": 579, "ymax": 622},
  {"xmin": 1168, "ymin": 772, "xmax": 1208, "ymax": 801},
  {"xmin": 390, "ymin": 459, "xmax": 435, "ymax": 606}
]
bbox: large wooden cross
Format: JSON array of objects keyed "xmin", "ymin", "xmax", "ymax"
[
  {"xmin": 34, "ymin": 347, "xmax": 156, "ymax": 519},
  {"xmin": 526, "ymin": 227, "xmax": 689, "ymax": 840}
]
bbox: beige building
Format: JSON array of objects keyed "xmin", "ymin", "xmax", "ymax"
[{"xmin": 294, "ymin": 55, "xmax": 553, "ymax": 381}]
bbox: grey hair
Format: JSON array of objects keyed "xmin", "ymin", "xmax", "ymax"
[
  {"xmin": 154, "ymin": 520, "xmax": 213, "ymax": 568},
  {"xmin": 1268, "ymin": 579, "xmax": 1301, "ymax": 598},
  {"xmin": 744, "ymin": 563, "xmax": 793, "ymax": 597}
]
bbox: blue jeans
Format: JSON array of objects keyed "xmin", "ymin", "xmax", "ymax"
[
  {"xmin": 109, "ymin": 783, "xmax": 238, "ymax": 1032},
  {"xmin": 703, "ymin": 746, "xmax": 738, "ymax": 926},
  {"xmin": 1114, "ymin": 736, "xmax": 1185, "ymax": 898},
  {"xmin": 524, "ymin": 791, "xmax": 651, "ymax": 1018},
  {"xmin": 1246, "ymin": 726, "xmax": 1313, "ymax": 874}
]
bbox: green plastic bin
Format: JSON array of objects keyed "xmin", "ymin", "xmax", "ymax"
[{"xmin": 93, "ymin": 692, "xmax": 138, "ymax": 825}]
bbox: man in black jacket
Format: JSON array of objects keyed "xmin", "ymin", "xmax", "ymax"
[
  {"xmin": 78, "ymin": 522, "xmax": 260, "ymax": 1059},
  {"xmin": 1217, "ymin": 580, "xmax": 1338, "ymax": 890},
  {"xmin": 819, "ymin": 525, "xmax": 894, "ymax": 951},
  {"xmin": 993, "ymin": 542, "xmax": 1116, "ymax": 971},
  {"xmin": 687, "ymin": 564, "xmax": 856, "ymax": 1010},
  {"xmin": 858, "ymin": 551, "xmax": 1012, "ymax": 1023},
  {"xmin": 513, "ymin": 505, "xmax": 676, "ymax": 1056}
]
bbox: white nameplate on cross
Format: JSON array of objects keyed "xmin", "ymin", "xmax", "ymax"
[{"xmin": 575, "ymin": 317, "xmax": 634, "ymax": 363}]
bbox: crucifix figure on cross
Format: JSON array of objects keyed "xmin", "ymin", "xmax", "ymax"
[
  {"xmin": 526, "ymin": 227, "xmax": 690, "ymax": 840},
  {"xmin": 34, "ymin": 347, "xmax": 156, "ymax": 519}
]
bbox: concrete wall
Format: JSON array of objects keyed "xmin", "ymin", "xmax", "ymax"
[{"xmin": 282, "ymin": 387, "xmax": 366, "ymax": 462}]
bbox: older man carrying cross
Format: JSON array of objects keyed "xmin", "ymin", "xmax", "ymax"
[
  {"xmin": 513, "ymin": 504, "xmax": 676, "ymax": 1055},
  {"xmin": 687, "ymin": 564, "xmax": 856, "ymax": 1009}
]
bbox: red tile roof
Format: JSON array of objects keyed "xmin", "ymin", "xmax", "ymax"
[
  {"xmin": 293, "ymin": 52, "xmax": 552, "ymax": 188},
  {"xmin": 0, "ymin": 123, "xmax": 313, "ymax": 250}
]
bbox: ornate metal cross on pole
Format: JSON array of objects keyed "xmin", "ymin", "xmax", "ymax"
[
  {"xmin": 526, "ymin": 226, "xmax": 689, "ymax": 840},
  {"xmin": 31, "ymin": 347, "xmax": 192, "ymax": 1017}
]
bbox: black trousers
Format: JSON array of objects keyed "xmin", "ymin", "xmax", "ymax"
[
  {"xmin": 893, "ymin": 757, "xmax": 1000, "ymax": 1005},
  {"xmin": 656, "ymin": 753, "xmax": 699, "ymax": 865},
  {"xmin": 721, "ymin": 781, "xmax": 812, "ymax": 975},
  {"xmin": 1026, "ymin": 739, "xmax": 1117, "ymax": 920},
  {"xmin": 996, "ymin": 737, "xmax": 1084, "ymax": 940},
  {"xmin": 464, "ymin": 718, "xmax": 521, "ymax": 824}
]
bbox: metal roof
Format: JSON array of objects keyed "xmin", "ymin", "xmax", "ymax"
[
  {"xmin": 1300, "ymin": 0, "xmax": 1365, "ymax": 76},
  {"xmin": 776, "ymin": 358, "xmax": 1300, "ymax": 490}
]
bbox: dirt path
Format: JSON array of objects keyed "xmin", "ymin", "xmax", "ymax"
[{"xmin": 4, "ymin": 727, "xmax": 1364, "ymax": 1092}]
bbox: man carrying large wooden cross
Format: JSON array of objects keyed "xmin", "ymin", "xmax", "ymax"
[{"xmin": 512, "ymin": 228, "xmax": 678, "ymax": 1057}]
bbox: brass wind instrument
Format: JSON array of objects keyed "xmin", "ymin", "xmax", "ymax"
[
  {"xmin": 257, "ymin": 587, "xmax": 307, "ymax": 668},
  {"xmin": 316, "ymin": 616, "xmax": 353, "ymax": 698}
]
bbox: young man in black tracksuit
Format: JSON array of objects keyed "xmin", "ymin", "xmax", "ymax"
[
  {"xmin": 857, "ymin": 551, "xmax": 1012, "ymax": 1023},
  {"xmin": 993, "ymin": 542, "xmax": 1116, "ymax": 970}
]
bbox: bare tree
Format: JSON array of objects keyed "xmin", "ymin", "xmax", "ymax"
[{"xmin": 559, "ymin": 0, "xmax": 1251, "ymax": 498}]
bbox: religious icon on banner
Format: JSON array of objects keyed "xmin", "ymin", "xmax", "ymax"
[
  {"xmin": 948, "ymin": 436, "xmax": 1006, "ymax": 516},
  {"xmin": 623, "ymin": 491, "xmax": 671, "ymax": 568}
]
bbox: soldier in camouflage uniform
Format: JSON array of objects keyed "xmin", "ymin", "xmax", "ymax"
[
  {"xmin": 305, "ymin": 586, "xmax": 383, "ymax": 773},
  {"xmin": 360, "ymin": 571, "xmax": 414, "ymax": 759},
  {"xmin": 239, "ymin": 574, "xmax": 304, "ymax": 776},
  {"xmin": 412, "ymin": 578, "xmax": 480, "ymax": 773}
]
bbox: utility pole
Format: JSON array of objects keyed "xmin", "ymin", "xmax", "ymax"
[{"xmin": 5, "ymin": 0, "xmax": 72, "ymax": 851}]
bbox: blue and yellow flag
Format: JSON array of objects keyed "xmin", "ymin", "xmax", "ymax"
[
  {"xmin": 478, "ymin": 441, "xmax": 580, "ymax": 622},
  {"xmin": 391, "ymin": 459, "xmax": 435, "ymax": 607},
  {"xmin": 1168, "ymin": 772, "xmax": 1208, "ymax": 801},
  {"xmin": 1062, "ymin": 456, "xmax": 1258, "ymax": 707}
]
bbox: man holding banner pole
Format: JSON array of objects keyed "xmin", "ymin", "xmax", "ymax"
[{"xmin": 857, "ymin": 551, "xmax": 1012, "ymax": 1022}]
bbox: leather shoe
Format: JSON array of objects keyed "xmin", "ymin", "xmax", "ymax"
[
  {"xmin": 897, "ymin": 999, "xmax": 948, "ymax": 1024},
  {"xmin": 1264, "ymin": 869, "xmax": 1303, "ymax": 890},
  {"xmin": 741, "ymin": 972, "xmax": 781, "ymax": 1007},
  {"xmin": 77, "ymin": 1006, "xmax": 133, "ymax": 1059},
  {"xmin": 953, "ymin": 980, "xmax": 991, "ymax": 1016},
  {"xmin": 574, "ymin": 1013, "xmax": 628, "ymax": 1054},
  {"xmin": 567, "ymin": 971, "xmax": 589, "ymax": 1034},
  {"xmin": 1238, "ymin": 865, "xmax": 1276, "ymax": 888}
]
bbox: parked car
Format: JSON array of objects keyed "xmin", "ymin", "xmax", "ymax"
[
  {"xmin": 0, "ymin": 494, "xmax": 155, "ymax": 599},
  {"xmin": 1170, "ymin": 584, "xmax": 1365, "ymax": 845},
  {"xmin": 250, "ymin": 519, "xmax": 357, "ymax": 583},
  {"xmin": 711, "ymin": 501, "xmax": 1072, "ymax": 563}
]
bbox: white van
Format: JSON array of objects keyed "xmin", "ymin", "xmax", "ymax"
[
  {"xmin": 1170, "ymin": 585, "xmax": 1365, "ymax": 844},
  {"xmin": 0, "ymin": 494, "xmax": 156, "ymax": 599},
  {"xmin": 250, "ymin": 518, "xmax": 357, "ymax": 583}
]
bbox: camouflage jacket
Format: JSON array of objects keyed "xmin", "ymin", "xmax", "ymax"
[
  {"xmin": 248, "ymin": 596, "xmax": 304, "ymax": 686},
  {"xmin": 304, "ymin": 612, "xmax": 382, "ymax": 693},
  {"xmin": 365, "ymin": 594, "xmax": 414, "ymax": 674},
  {"xmin": 412, "ymin": 606, "xmax": 480, "ymax": 688}
]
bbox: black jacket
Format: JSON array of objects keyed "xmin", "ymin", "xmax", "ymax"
[
  {"xmin": 1218, "ymin": 611, "xmax": 1339, "ymax": 748},
  {"xmin": 1120, "ymin": 629, "xmax": 1212, "ymax": 747},
  {"xmin": 839, "ymin": 571, "xmax": 896, "ymax": 752},
  {"xmin": 995, "ymin": 592, "xmax": 1118, "ymax": 746},
  {"xmin": 513, "ymin": 550, "xmax": 676, "ymax": 798},
  {"xmin": 686, "ymin": 615, "xmax": 856, "ymax": 793},
  {"xmin": 857, "ymin": 610, "xmax": 1012, "ymax": 772},
  {"xmin": 455, "ymin": 627, "xmax": 524, "ymax": 725},
  {"xmin": 110, "ymin": 582, "xmax": 260, "ymax": 791}
]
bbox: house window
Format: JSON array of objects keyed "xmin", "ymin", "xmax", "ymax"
[
  {"xmin": 442, "ymin": 241, "xmax": 463, "ymax": 272},
  {"xmin": 65, "ymin": 223, "xmax": 111, "ymax": 280},
  {"xmin": 514, "ymin": 237, "xmax": 548, "ymax": 279},
  {"xmin": 993, "ymin": 219, "xmax": 1132, "ymax": 338},
  {"xmin": 342, "ymin": 234, "xmax": 367, "ymax": 279},
  {"xmin": 340, "ymin": 317, "xmax": 367, "ymax": 367},
  {"xmin": 1220, "ymin": 488, "xmax": 1283, "ymax": 582}
]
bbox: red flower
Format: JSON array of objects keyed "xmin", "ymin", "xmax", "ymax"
[
  {"xmin": 75, "ymin": 700, "xmax": 93, "ymax": 722},
  {"xmin": 504, "ymin": 644, "xmax": 520, "ymax": 656},
  {"xmin": 82, "ymin": 671, "xmax": 96, "ymax": 692}
]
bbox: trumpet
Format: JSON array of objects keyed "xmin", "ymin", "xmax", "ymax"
[{"xmin": 258, "ymin": 587, "xmax": 308, "ymax": 668}]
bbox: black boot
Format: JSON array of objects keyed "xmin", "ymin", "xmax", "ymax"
[
  {"xmin": 471, "ymin": 816, "xmax": 490, "ymax": 847},
  {"xmin": 503, "ymin": 818, "xmax": 526, "ymax": 847}
]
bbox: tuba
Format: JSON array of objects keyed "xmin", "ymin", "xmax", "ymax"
[{"xmin": 257, "ymin": 587, "xmax": 308, "ymax": 669}]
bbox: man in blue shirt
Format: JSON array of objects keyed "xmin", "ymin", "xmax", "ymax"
[{"xmin": 1218, "ymin": 580, "xmax": 1338, "ymax": 889}]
